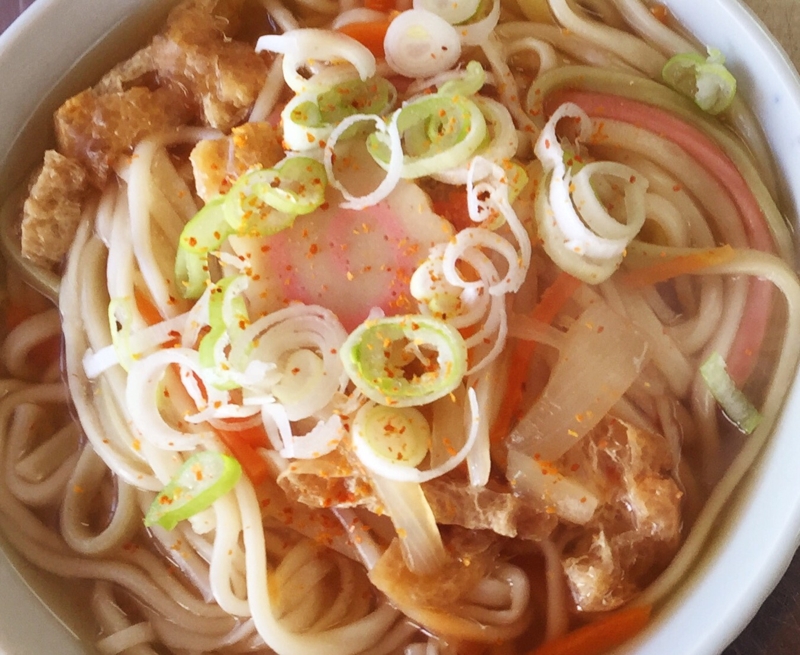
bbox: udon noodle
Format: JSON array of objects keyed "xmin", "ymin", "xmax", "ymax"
[{"xmin": 1, "ymin": 0, "xmax": 799, "ymax": 653}]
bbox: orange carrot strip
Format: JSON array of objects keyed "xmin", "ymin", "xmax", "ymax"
[
  {"xmin": 490, "ymin": 272, "xmax": 581, "ymax": 444},
  {"xmin": 620, "ymin": 244, "xmax": 735, "ymax": 289},
  {"xmin": 135, "ymin": 287, "xmax": 163, "ymax": 327},
  {"xmin": 529, "ymin": 605, "xmax": 652, "ymax": 655},
  {"xmin": 431, "ymin": 186, "xmax": 472, "ymax": 232},
  {"xmin": 217, "ymin": 428, "xmax": 271, "ymax": 485},
  {"xmin": 218, "ymin": 419, "xmax": 271, "ymax": 448},
  {"xmin": 336, "ymin": 20, "xmax": 392, "ymax": 58},
  {"xmin": 364, "ymin": 0, "xmax": 395, "ymax": 11}
]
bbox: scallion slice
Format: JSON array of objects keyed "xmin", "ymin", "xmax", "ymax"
[
  {"xmin": 144, "ymin": 451, "xmax": 242, "ymax": 531},
  {"xmin": 340, "ymin": 314, "xmax": 467, "ymax": 406},
  {"xmin": 700, "ymin": 351, "xmax": 762, "ymax": 434},
  {"xmin": 662, "ymin": 48, "xmax": 736, "ymax": 115}
]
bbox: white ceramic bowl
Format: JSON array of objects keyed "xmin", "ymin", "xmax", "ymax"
[{"xmin": 1, "ymin": 1, "xmax": 800, "ymax": 654}]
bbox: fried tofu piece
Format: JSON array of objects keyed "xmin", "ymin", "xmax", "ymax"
[
  {"xmin": 422, "ymin": 478, "xmax": 557, "ymax": 541},
  {"xmin": 151, "ymin": 0, "xmax": 270, "ymax": 131},
  {"xmin": 20, "ymin": 151, "xmax": 89, "ymax": 268},
  {"xmin": 557, "ymin": 419, "xmax": 683, "ymax": 612},
  {"xmin": 55, "ymin": 86, "xmax": 192, "ymax": 187},
  {"xmin": 189, "ymin": 121, "xmax": 284, "ymax": 200},
  {"xmin": 93, "ymin": 45, "xmax": 159, "ymax": 94}
]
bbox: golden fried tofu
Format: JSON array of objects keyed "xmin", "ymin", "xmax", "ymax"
[
  {"xmin": 21, "ymin": 151, "xmax": 89, "ymax": 268},
  {"xmin": 558, "ymin": 419, "xmax": 683, "ymax": 612},
  {"xmin": 55, "ymin": 86, "xmax": 192, "ymax": 187},
  {"xmin": 189, "ymin": 121, "xmax": 284, "ymax": 200},
  {"xmin": 151, "ymin": 0, "xmax": 271, "ymax": 131}
]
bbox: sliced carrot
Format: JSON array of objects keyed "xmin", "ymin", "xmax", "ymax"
[
  {"xmin": 216, "ymin": 428, "xmax": 271, "ymax": 485},
  {"xmin": 490, "ymin": 271, "xmax": 581, "ymax": 444},
  {"xmin": 337, "ymin": 20, "xmax": 392, "ymax": 58},
  {"xmin": 528, "ymin": 604, "xmax": 652, "ymax": 655},
  {"xmin": 620, "ymin": 244, "xmax": 735, "ymax": 289},
  {"xmin": 364, "ymin": 0, "xmax": 395, "ymax": 11},
  {"xmin": 431, "ymin": 186, "xmax": 472, "ymax": 232},
  {"xmin": 135, "ymin": 287, "xmax": 163, "ymax": 327},
  {"xmin": 218, "ymin": 419, "xmax": 271, "ymax": 448}
]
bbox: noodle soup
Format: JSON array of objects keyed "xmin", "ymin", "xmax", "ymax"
[{"xmin": 1, "ymin": 1, "xmax": 800, "ymax": 654}]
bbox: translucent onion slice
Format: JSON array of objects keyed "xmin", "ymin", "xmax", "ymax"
[
  {"xmin": 369, "ymin": 475, "xmax": 446, "ymax": 575},
  {"xmin": 507, "ymin": 449, "xmax": 598, "ymax": 524},
  {"xmin": 256, "ymin": 29, "xmax": 376, "ymax": 93},
  {"xmin": 231, "ymin": 304, "xmax": 349, "ymax": 421},
  {"xmin": 331, "ymin": 8, "xmax": 388, "ymax": 28},
  {"xmin": 341, "ymin": 314, "xmax": 468, "ymax": 407},
  {"xmin": 509, "ymin": 301, "xmax": 649, "ymax": 461},
  {"xmin": 283, "ymin": 414, "xmax": 346, "ymax": 460},
  {"xmin": 126, "ymin": 349, "xmax": 217, "ymax": 451},
  {"xmin": 384, "ymin": 10, "xmax": 462, "ymax": 78}
]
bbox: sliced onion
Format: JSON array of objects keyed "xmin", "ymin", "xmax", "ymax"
[
  {"xmin": 384, "ymin": 10, "xmax": 462, "ymax": 78},
  {"xmin": 534, "ymin": 103, "xmax": 648, "ymax": 282},
  {"xmin": 126, "ymin": 349, "xmax": 215, "ymax": 451},
  {"xmin": 325, "ymin": 113, "xmax": 403, "ymax": 209},
  {"xmin": 282, "ymin": 414, "xmax": 346, "ymax": 459},
  {"xmin": 369, "ymin": 475, "xmax": 446, "ymax": 575},
  {"xmin": 507, "ymin": 449, "xmax": 599, "ymax": 524},
  {"xmin": 256, "ymin": 29, "xmax": 376, "ymax": 93},
  {"xmin": 509, "ymin": 302, "xmax": 648, "ymax": 461}
]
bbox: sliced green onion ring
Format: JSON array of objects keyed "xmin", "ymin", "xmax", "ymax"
[
  {"xmin": 144, "ymin": 451, "xmax": 242, "ymax": 531},
  {"xmin": 352, "ymin": 404, "xmax": 431, "ymax": 469},
  {"xmin": 175, "ymin": 198, "xmax": 232, "ymax": 299},
  {"xmin": 340, "ymin": 314, "xmax": 468, "ymax": 407},
  {"xmin": 282, "ymin": 76, "xmax": 396, "ymax": 151},
  {"xmin": 224, "ymin": 157, "xmax": 327, "ymax": 233},
  {"xmin": 700, "ymin": 351, "xmax": 762, "ymax": 434},
  {"xmin": 198, "ymin": 275, "xmax": 250, "ymax": 390},
  {"xmin": 413, "ymin": 0, "xmax": 481, "ymax": 25},
  {"xmin": 662, "ymin": 47, "xmax": 736, "ymax": 115},
  {"xmin": 351, "ymin": 388, "xmax": 480, "ymax": 483},
  {"xmin": 367, "ymin": 94, "xmax": 486, "ymax": 179}
]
